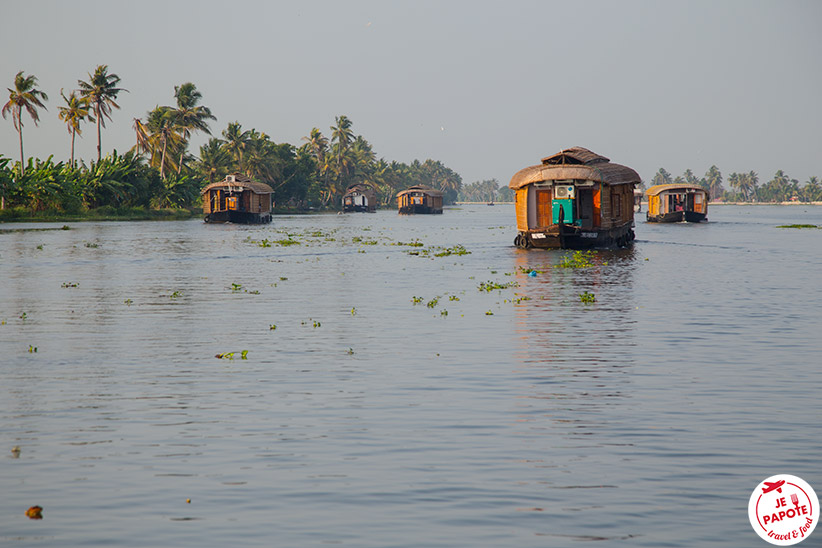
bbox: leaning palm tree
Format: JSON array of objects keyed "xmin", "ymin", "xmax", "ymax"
[
  {"xmin": 57, "ymin": 89, "xmax": 94, "ymax": 168},
  {"xmin": 171, "ymin": 82, "xmax": 216, "ymax": 174},
  {"xmin": 2, "ymin": 71, "xmax": 48, "ymax": 176},
  {"xmin": 78, "ymin": 65, "xmax": 127, "ymax": 161}
]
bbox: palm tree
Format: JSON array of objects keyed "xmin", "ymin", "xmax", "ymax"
[
  {"xmin": 704, "ymin": 165, "xmax": 723, "ymax": 200},
  {"xmin": 196, "ymin": 137, "xmax": 230, "ymax": 183},
  {"xmin": 222, "ymin": 121, "xmax": 251, "ymax": 170},
  {"xmin": 171, "ymin": 82, "xmax": 216, "ymax": 174},
  {"xmin": 2, "ymin": 71, "xmax": 48, "ymax": 176},
  {"xmin": 651, "ymin": 168, "xmax": 672, "ymax": 186},
  {"xmin": 78, "ymin": 65, "xmax": 127, "ymax": 161},
  {"xmin": 57, "ymin": 89, "xmax": 93, "ymax": 168}
]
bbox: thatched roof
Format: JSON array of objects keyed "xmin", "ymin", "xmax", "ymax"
[
  {"xmin": 201, "ymin": 173, "xmax": 273, "ymax": 195},
  {"xmin": 344, "ymin": 183, "xmax": 376, "ymax": 197},
  {"xmin": 396, "ymin": 185, "xmax": 444, "ymax": 198},
  {"xmin": 509, "ymin": 147, "xmax": 640, "ymax": 190},
  {"xmin": 646, "ymin": 183, "xmax": 709, "ymax": 198}
]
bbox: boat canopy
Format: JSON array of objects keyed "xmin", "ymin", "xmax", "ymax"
[
  {"xmin": 645, "ymin": 183, "xmax": 709, "ymax": 199},
  {"xmin": 201, "ymin": 174, "xmax": 273, "ymax": 196},
  {"xmin": 396, "ymin": 185, "xmax": 444, "ymax": 198},
  {"xmin": 509, "ymin": 147, "xmax": 641, "ymax": 190}
]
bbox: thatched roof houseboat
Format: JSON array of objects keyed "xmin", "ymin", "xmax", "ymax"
[
  {"xmin": 645, "ymin": 184, "xmax": 709, "ymax": 223},
  {"xmin": 509, "ymin": 147, "xmax": 640, "ymax": 248},
  {"xmin": 397, "ymin": 185, "xmax": 443, "ymax": 214},
  {"xmin": 342, "ymin": 183, "xmax": 377, "ymax": 212},
  {"xmin": 201, "ymin": 174, "xmax": 273, "ymax": 224}
]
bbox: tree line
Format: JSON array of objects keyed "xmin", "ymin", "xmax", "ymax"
[
  {"xmin": 650, "ymin": 166, "xmax": 822, "ymax": 203},
  {"xmin": 1, "ymin": 67, "xmax": 464, "ymax": 215}
]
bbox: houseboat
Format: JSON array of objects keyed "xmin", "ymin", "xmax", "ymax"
[
  {"xmin": 509, "ymin": 147, "xmax": 640, "ymax": 249},
  {"xmin": 201, "ymin": 174, "xmax": 273, "ymax": 224},
  {"xmin": 397, "ymin": 185, "xmax": 443, "ymax": 214},
  {"xmin": 645, "ymin": 184, "xmax": 709, "ymax": 223},
  {"xmin": 342, "ymin": 183, "xmax": 377, "ymax": 212}
]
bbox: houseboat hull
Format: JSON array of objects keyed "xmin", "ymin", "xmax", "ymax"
[
  {"xmin": 399, "ymin": 204, "xmax": 442, "ymax": 215},
  {"xmin": 515, "ymin": 222, "xmax": 635, "ymax": 249},
  {"xmin": 646, "ymin": 210, "xmax": 706, "ymax": 223},
  {"xmin": 204, "ymin": 211, "xmax": 272, "ymax": 224},
  {"xmin": 343, "ymin": 204, "xmax": 376, "ymax": 213}
]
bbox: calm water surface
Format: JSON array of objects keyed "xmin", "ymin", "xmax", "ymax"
[{"xmin": 2, "ymin": 205, "xmax": 821, "ymax": 547}]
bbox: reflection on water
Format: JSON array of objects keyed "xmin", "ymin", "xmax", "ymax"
[{"xmin": 1, "ymin": 205, "xmax": 822, "ymax": 547}]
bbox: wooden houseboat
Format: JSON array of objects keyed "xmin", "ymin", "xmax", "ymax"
[
  {"xmin": 201, "ymin": 174, "xmax": 273, "ymax": 224},
  {"xmin": 645, "ymin": 184, "xmax": 709, "ymax": 223},
  {"xmin": 342, "ymin": 183, "xmax": 377, "ymax": 212},
  {"xmin": 509, "ymin": 147, "xmax": 641, "ymax": 249},
  {"xmin": 397, "ymin": 185, "xmax": 443, "ymax": 214}
]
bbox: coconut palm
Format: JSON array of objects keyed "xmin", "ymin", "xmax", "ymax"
[
  {"xmin": 221, "ymin": 121, "xmax": 251, "ymax": 170},
  {"xmin": 651, "ymin": 168, "xmax": 672, "ymax": 187},
  {"xmin": 704, "ymin": 165, "xmax": 723, "ymax": 200},
  {"xmin": 171, "ymin": 82, "xmax": 215, "ymax": 174},
  {"xmin": 197, "ymin": 137, "xmax": 231, "ymax": 184},
  {"xmin": 2, "ymin": 71, "xmax": 48, "ymax": 176},
  {"xmin": 57, "ymin": 89, "xmax": 93, "ymax": 168},
  {"xmin": 78, "ymin": 65, "xmax": 127, "ymax": 161}
]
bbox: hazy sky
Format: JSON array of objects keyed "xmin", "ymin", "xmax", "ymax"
[{"xmin": 2, "ymin": 0, "xmax": 820, "ymax": 187}]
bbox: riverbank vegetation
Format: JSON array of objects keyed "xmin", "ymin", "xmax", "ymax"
[
  {"xmin": 649, "ymin": 166, "xmax": 822, "ymax": 203},
  {"xmin": 1, "ymin": 67, "xmax": 463, "ymax": 220}
]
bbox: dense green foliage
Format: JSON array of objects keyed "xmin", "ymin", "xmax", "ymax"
[
  {"xmin": 650, "ymin": 166, "xmax": 822, "ymax": 203},
  {"xmin": 457, "ymin": 178, "xmax": 513, "ymax": 203},
  {"xmin": 2, "ymin": 67, "xmax": 465, "ymax": 218}
]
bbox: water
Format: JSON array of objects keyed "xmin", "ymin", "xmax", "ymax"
[{"xmin": 2, "ymin": 205, "xmax": 821, "ymax": 547}]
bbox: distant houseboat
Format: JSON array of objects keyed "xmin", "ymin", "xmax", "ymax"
[
  {"xmin": 634, "ymin": 188, "xmax": 644, "ymax": 212},
  {"xmin": 201, "ymin": 174, "xmax": 273, "ymax": 224},
  {"xmin": 645, "ymin": 184, "xmax": 709, "ymax": 223},
  {"xmin": 397, "ymin": 185, "xmax": 443, "ymax": 214},
  {"xmin": 509, "ymin": 147, "xmax": 640, "ymax": 249},
  {"xmin": 342, "ymin": 183, "xmax": 377, "ymax": 212}
]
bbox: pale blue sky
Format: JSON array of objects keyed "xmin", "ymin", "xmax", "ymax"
[{"xmin": 2, "ymin": 0, "xmax": 820, "ymax": 186}]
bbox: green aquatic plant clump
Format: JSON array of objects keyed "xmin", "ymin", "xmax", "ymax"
[
  {"xmin": 478, "ymin": 280, "xmax": 519, "ymax": 292},
  {"xmin": 776, "ymin": 224, "xmax": 820, "ymax": 229},
  {"xmin": 579, "ymin": 291, "xmax": 596, "ymax": 304},
  {"xmin": 557, "ymin": 250, "xmax": 597, "ymax": 268}
]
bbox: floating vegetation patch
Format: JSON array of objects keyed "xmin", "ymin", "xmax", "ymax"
[
  {"xmin": 0, "ymin": 225, "xmax": 70, "ymax": 234},
  {"xmin": 247, "ymin": 235, "xmax": 300, "ymax": 247},
  {"xmin": 61, "ymin": 282, "xmax": 79, "ymax": 288},
  {"xmin": 215, "ymin": 350, "xmax": 249, "ymax": 360},
  {"xmin": 395, "ymin": 240, "xmax": 424, "ymax": 247},
  {"xmin": 426, "ymin": 297, "xmax": 440, "ymax": 308},
  {"xmin": 478, "ymin": 280, "xmax": 519, "ymax": 292},
  {"xmin": 124, "ymin": 299, "xmax": 133, "ymax": 306},
  {"xmin": 776, "ymin": 224, "xmax": 820, "ymax": 229},
  {"xmin": 169, "ymin": 290, "xmax": 183, "ymax": 299},
  {"xmin": 557, "ymin": 250, "xmax": 596, "ymax": 268},
  {"xmin": 84, "ymin": 242, "xmax": 99, "ymax": 248},
  {"xmin": 28, "ymin": 345, "xmax": 38, "ymax": 353},
  {"xmin": 579, "ymin": 291, "xmax": 596, "ymax": 304},
  {"xmin": 352, "ymin": 236, "xmax": 378, "ymax": 245},
  {"xmin": 407, "ymin": 244, "xmax": 471, "ymax": 258},
  {"xmin": 518, "ymin": 266, "xmax": 545, "ymax": 275},
  {"xmin": 411, "ymin": 296, "xmax": 424, "ymax": 304}
]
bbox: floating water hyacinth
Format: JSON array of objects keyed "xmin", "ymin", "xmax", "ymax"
[{"xmin": 579, "ymin": 291, "xmax": 596, "ymax": 304}]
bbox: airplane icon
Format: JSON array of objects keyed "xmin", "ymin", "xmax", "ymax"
[{"xmin": 762, "ymin": 480, "xmax": 786, "ymax": 494}]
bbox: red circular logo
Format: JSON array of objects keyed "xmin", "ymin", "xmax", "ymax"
[{"xmin": 749, "ymin": 475, "xmax": 818, "ymax": 545}]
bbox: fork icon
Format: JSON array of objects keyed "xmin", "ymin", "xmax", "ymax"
[{"xmin": 791, "ymin": 493, "xmax": 800, "ymax": 510}]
